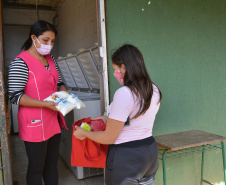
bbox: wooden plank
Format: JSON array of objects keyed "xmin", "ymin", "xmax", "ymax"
[
  {"xmin": 0, "ymin": 0, "xmax": 13, "ymax": 184},
  {"xmin": 155, "ymin": 130, "xmax": 226, "ymax": 151}
]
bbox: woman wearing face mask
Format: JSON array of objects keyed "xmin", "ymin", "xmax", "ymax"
[
  {"xmin": 8, "ymin": 20, "xmax": 67, "ymax": 185},
  {"xmin": 74, "ymin": 44, "xmax": 162, "ymax": 185}
]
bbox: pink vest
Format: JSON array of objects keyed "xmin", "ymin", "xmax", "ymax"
[{"xmin": 17, "ymin": 51, "xmax": 67, "ymax": 142}]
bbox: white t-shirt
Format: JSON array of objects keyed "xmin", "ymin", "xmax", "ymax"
[{"xmin": 108, "ymin": 85, "xmax": 160, "ymax": 144}]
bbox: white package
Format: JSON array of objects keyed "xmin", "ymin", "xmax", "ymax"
[
  {"xmin": 56, "ymin": 91, "xmax": 86, "ymax": 109},
  {"xmin": 44, "ymin": 93, "xmax": 76, "ymax": 116}
]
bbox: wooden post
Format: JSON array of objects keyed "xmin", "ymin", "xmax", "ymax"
[{"xmin": 0, "ymin": 0, "xmax": 13, "ymax": 184}]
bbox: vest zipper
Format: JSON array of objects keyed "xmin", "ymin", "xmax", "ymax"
[{"xmin": 49, "ymin": 71, "xmax": 57, "ymax": 91}]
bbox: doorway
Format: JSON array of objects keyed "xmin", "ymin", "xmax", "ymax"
[{"xmin": 1, "ymin": 0, "xmax": 108, "ymax": 184}]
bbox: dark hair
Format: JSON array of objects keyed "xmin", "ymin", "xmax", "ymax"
[
  {"xmin": 112, "ymin": 44, "xmax": 162, "ymax": 119},
  {"xmin": 21, "ymin": 20, "xmax": 57, "ymax": 50}
]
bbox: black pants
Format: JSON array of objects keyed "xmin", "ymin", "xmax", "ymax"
[
  {"xmin": 105, "ymin": 139, "xmax": 159, "ymax": 185},
  {"xmin": 24, "ymin": 133, "xmax": 61, "ymax": 185}
]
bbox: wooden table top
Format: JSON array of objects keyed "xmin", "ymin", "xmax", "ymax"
[{"xmin": 155, "ymin": 130, "xmax": 226, "ymax": 151}]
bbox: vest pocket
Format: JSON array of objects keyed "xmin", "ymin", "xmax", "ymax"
[{"xmin": 27, "ymin": 120, "xmax": 42, "ymax": 127}]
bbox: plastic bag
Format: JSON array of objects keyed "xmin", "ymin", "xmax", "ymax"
[
  {"xmin": 44, "ymin": 93, "xmax": 76, "ymax": 116},
  {"xmin": 56, "ymin": 91, "xmax": 86, "ymax": 109},
  {"xmin": 72, "ymin": 117, "xmax": 108, "ymax": 168},
  {"xmin": 74, "ymin": 118, "xmax": 106, "ymax": 132},
  {"xmin": 90, "ymin": 119, "xmax": 106, "ymax": 131}
]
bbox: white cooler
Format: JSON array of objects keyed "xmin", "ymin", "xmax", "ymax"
[{"xmin": 57, "ymin": 47, "xmax": 104, "ymax": 179}]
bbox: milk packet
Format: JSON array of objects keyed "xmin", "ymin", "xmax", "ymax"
[
  {"xmin": 44, "ymin": 93, "xmax": 76, "ymax": 116},
  {"xmin": 56, "ymin": 91, "xmax": 86, "ymax": 109}
]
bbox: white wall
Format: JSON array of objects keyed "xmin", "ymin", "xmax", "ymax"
[
  {"xmin": 4, "ymin": 25, "xmax": 30, "ymax": 72},
  {"xmin": 3, "ymin": 0, "xmax": 98, "ymax": 66},
  {"xmin": 3, "ymin": 8, "xmax": 56, "ymax": 26},
  {"xmin": 57, "ymin": 0, "xmax": 97, "ymax": 57},
  {"xmin": 3, "ymin": 8, "xmax": 58, "ymax": 73}
]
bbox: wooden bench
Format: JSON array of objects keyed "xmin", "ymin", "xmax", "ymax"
[{"xmin": 155, "ymin": 130, "xmax": 226, "ymax": 185}]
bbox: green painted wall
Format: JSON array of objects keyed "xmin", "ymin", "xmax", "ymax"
[{"xmin": 106, "ymin": 0, "xmax": 226, "ymax": 184}]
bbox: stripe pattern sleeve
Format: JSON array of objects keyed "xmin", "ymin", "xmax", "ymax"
[
  {"xmin": 51, "ymin": 55, "xmax": 66, "ymax": 89},
  {"xmin": 8, "ymin": 58, "xmax": 29, "ymax": 105},
  {"xmin": 8, "ymin": 55, "xmax": 66, "ymax": 105}
]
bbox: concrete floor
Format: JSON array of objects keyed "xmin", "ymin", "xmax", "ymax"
[{"xmin": 11, "ymin": 134, "xmax": 104, "ymax": 185}]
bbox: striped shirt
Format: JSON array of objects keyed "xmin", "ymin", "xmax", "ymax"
[{"xmin": 8, "ymin": 55, "xmax": 65, "ymax": 105}]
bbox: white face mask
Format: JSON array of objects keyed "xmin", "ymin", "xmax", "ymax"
[{"xmin": 33, "ymin": 36, "xmax": 53, "ymax": 55}]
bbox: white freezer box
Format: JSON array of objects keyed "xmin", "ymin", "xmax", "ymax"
[
  {"xmin": 60, "ymin": 99, "xmax": 103, "ymax": 179},
  {"xmin": 57, "ymin": 47, "xmax": 104, "ymax": 179}
]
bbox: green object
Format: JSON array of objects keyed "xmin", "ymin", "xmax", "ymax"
[
  {"xmin": 80, "ymin": 122, "xmax": 91, "ymax": 131},
  {"xmin": 162, "ymin": 149, "xmax": 168, "ymax": 185},
  {"xmin": 159, "ymin": 142, "xmax": 226, "ymax": 185},
  {"xmin": 201, "ymin": 148, "xmax": 205, "ymax": 185},
  {"xmin": 221, "ymin": 142, "xmax": 226, "ymax": 184},
  {"xmin": 106, "ymin": 1, "xmax": 226, "ymax": 183}
]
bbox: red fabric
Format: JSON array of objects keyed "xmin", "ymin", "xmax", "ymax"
[
  {"xmin": 90, "ymin": 119, "xmax": 106, "ymax": 131},
  {"xmin": 71, "ymin": 117, "xmax": 108, "ymax": 168}
]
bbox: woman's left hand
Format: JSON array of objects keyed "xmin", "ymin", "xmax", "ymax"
[{"xmin": 73, "ymin": 126, "xmax": 86, "ymax": 140}]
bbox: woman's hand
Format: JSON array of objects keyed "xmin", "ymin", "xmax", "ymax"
[
  {"xmin": 73, "ymin": 126, "xmax": 86, "ymax": 140},
  {"xmin": 44, "ymin": 101, "xmax": 59, "ymax": 111},
  {"xmin": 58, "ymin": 86, "xmax": 67, "ymax": 91}
]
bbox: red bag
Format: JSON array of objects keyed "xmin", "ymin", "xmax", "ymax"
[
  {"xmin": 90, "ymin": 119, "xmax": 106, "ymax": 131},
  {"xmin": 71, "ymin": 117, "xmax": 108, "ymax": 168}
]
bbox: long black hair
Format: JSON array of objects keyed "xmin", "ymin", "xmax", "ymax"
[
  {"xmin": 111, "ymin": 44, "xmax": 162, "ymax": 119},
  {"xmin": 21, "ymin": 20, "xmax": 57, "ymax": 50}
]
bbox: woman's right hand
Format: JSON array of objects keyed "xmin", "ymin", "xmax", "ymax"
[{"xmin": 44, "ymin": 101, "xmax": 59, "ymax": 111}]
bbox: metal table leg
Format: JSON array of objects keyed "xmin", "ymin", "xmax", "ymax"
[
  {"xmin": 221, "ymin": 141, "xmax": 226, "ymax": 184},
  {"xmin": 162, "ymin": 149, "xmax": 168, "ymax": 185},
  {"xmin": 201, "ymin": 147, "xmax": 205, "ymax": 185}
]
